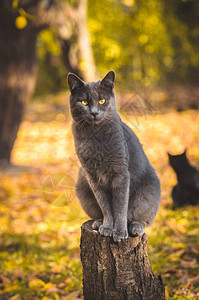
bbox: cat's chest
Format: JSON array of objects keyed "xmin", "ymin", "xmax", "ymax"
[
  {"xmin": 75, "ymin": 128, "xmax": 128, "ymax": 179},
  {"xmin": 76, "ymin": 133, "xmax": 113, "ymax": 165}
]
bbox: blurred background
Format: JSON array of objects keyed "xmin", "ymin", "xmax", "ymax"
[{"xmin": 0, "ymin": 0, "xmax": 198, "ymax": 299}]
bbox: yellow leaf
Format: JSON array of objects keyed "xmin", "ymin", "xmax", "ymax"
[
  {"xmin": 42, "ymin": 283, "xmax": 60, "ymax": 294},
  {"xmin": 15, "ymin": 16, "xmax": 27, "ymax": 30},
  {"xmin": 8, "ymin": 295, "xmax": 22, "ymax": 300},
  {"xmin": 170, "ymin": 256, "xmax": 180, "ymax": 262},
  {"xmin": 172, "ymin": 242, "xmax": 186, "ymax": 249},
  {"xmin": 43, "ymin": 282, "xmax": 56, "ymax": 290},
  {"xmin": 29, "ymin": 278, "xmax": 45, "ymax": 288},
  {"xmin": 139, "ymin": 34, "xmax": 149, "ymax": 45},
  {"xmin": 122, "ymin": 0, "xmax": 134, "ymax": 7},
  {"xmin": 12, "ymin": 0, "xmax": 19, "ymax": 9}
]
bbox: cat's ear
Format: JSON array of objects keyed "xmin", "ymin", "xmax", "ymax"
[
  {"xmin": 68, "ymin": 73, "xmax": 84, "ymax": 92},
  {"xmin": 100, "ymin": 70, "xmax": 115, "ymax": 89}
]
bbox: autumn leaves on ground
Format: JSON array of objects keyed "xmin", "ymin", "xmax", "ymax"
[{"xmin": 0, "ymin": 92, "xmax": 198, "ymax": 300}]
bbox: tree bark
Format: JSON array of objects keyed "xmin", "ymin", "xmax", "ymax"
[
  {"xmin": 80, "ymin": 220, "xmax": 165, "ymax": 300},
  {"xmin": 0, "ymin": 0, "xmax": 96, "ymax": 164},
  {"xmin": 0, "ymin": 2, "xmax": 38, "ymax": 164},
  {"xmin": 67, "ymin": 0, "xmax": 96, "ymax": 81},
  {"xmin": 76, "ymin": 0, "xmax": 96, "ymax": 81},
  {"xmin": 0, "ymin": 0, "xmax": 76, "ymax": 164}
]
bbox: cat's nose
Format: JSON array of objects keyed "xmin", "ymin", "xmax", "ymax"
[
  {"xmin": 90, "ymin": 108, "xmax": 99, "ymax": 118},
  {"xmin": 91, "ymin": 112, "xmax": 98, "ymax": 117}
]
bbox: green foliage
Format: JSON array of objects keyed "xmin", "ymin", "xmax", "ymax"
[
  {"xmin": 34, "ymin": 0, "xmax": 199, "ymax": 94},
  {"xmin": 88, "ymin": 0, "xmax": 171, "ymax": 88},
  {"xmin": 88, "ymin": 0, "xmax": 199, "ymax": 88},
  {"xmin": 34, "ymin": 29, "xmax": 66, "ymax": 96},
  {"xmin": 162, "ymin": 0, "xmax": 199, "ymax": 82}
]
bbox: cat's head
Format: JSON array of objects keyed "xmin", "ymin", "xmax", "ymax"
[
  {"xmin": 68, "ymin": 71, "xmax": 116, "ymax": 124},
  {"xmin": 168, "ymin": 150, "xmax": 187, "ymax": 170}
]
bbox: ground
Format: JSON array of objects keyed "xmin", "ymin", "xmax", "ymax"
[{"xmin": 0, "ymin": 92, "xmax": 198, "ymax": 299}]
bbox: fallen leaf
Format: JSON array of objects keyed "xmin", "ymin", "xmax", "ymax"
[{"xmin": 29, "ymin": 278, "xmax": 45, "ymax": 288}]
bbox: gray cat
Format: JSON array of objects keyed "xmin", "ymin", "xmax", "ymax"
[{"xmin": 68, "ymin": 71, "xmax": 160, "ymax": 242}]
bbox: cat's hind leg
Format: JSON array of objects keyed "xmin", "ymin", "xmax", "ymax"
[
  {"xmin": 76, "ymin": 168, "xmax": 103, "ymax": 220},
  {"xmin": 128, "ymin": 222, "xmax": 144, "ymax": 237},
  {"xmin": 92, "ymin": 219, "xmax": 103, "ymax": 230},
  {"xmin": 128, "ymin": 182, "xmax": 160, "ymax": 237}
]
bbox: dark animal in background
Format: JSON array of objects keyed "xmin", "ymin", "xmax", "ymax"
[{"xmin": 168, "ymin": 150, "xmax": 199, "ymax": 207}]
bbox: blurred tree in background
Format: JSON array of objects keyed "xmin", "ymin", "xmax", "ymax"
[
  {"xmin": 35, "ymin": 0, "xmax": 97, "ymax": 95},
  {"xmin": 88, "ymin": 0, "xmax": 199, "ymax": 89},
  {"xmin": 0, "ymin": 0, "xmax": 199, "ymax": 163},
  {"xmin": 0, "ymin": 0, "xmax": 95, "ymax": 164},
  {"xmin": 38, "ymin": 0, "xmax": 199, "ymax": 91},
  {"xmin": 163, "ymin": 0, "xmax": 199, "ymax": 83}
]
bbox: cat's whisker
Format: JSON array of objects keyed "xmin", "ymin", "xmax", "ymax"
[
  {"xmin": 75, "ymin": 117, "xmax": 87, "ymax": 128},
  {"xmin": 104, "ymin": 116, "xmax": 117, "ymax": 126}
]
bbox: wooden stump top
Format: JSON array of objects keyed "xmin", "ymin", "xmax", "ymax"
[{"xmin": 82, "ymin": 219, "xmax": 143, "ymax": 247}]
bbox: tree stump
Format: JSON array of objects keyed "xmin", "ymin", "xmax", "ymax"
[{"xmin": 80, "ymin": 220, "xmax": 165, "ymax": 300}]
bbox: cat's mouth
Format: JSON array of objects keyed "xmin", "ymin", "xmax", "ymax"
[{"xmin": 85, "ymin": 115, "xmax": 103, "ymax": 125}]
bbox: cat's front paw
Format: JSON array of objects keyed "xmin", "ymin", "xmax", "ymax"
[
  {"xmin": 99, "ymin": 225, "xmax": 113, "ymax": 237},
  {"xmin": 92, "ymin": 219, "xmax": 103, "ymax": 230},
  {"xmin": 112, "ymin": 228, "xmax": 128, "ymax": 242},
  {"xmin": 129, "ymin": 222, "xmax": 144, "ymax": 237}
]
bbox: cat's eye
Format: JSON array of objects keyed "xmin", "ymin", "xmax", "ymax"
[
  {"xmin": 81, "ymin": 100, "xmax": 88, "ymax": 106},
  {"xmin": 99, "ymin": 99, "xmax": 106, "ymax": 105}
]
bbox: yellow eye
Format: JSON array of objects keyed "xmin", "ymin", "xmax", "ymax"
[
  {"xmin": 81, "ymin": 100, "xmax": 88, "ymax": 106},
  {"xmin": 99, "ymin": 99, "xmax": 106, "ymax": 105}
]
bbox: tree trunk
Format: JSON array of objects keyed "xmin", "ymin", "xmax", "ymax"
[
  {"xmin": 59, "ymin": 38, "xmax": 83, "ymax": 78},
  {"xmin": 80, "ymin": 220, "xmax": 165, "ymax": 300},
  {"xmin": 0, "ymin": 0, "xmax": 96, "ymax": 164},
  {"xmin": 75, "ymin": 0, "xmax": 97, "ymax": 81},
  {"xmin": 0, "ymin": 2, "xmax": 37, "ymax": 164}
]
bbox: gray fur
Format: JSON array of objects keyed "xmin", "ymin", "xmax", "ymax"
[{"xmin": 68, "ymin": 71, "xmax": 160, "ymax": 242}]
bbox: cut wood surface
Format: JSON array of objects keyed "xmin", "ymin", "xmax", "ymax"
[{"xmin": 80, "ymin": 220, "xmax": 165, "ymax": 300}]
